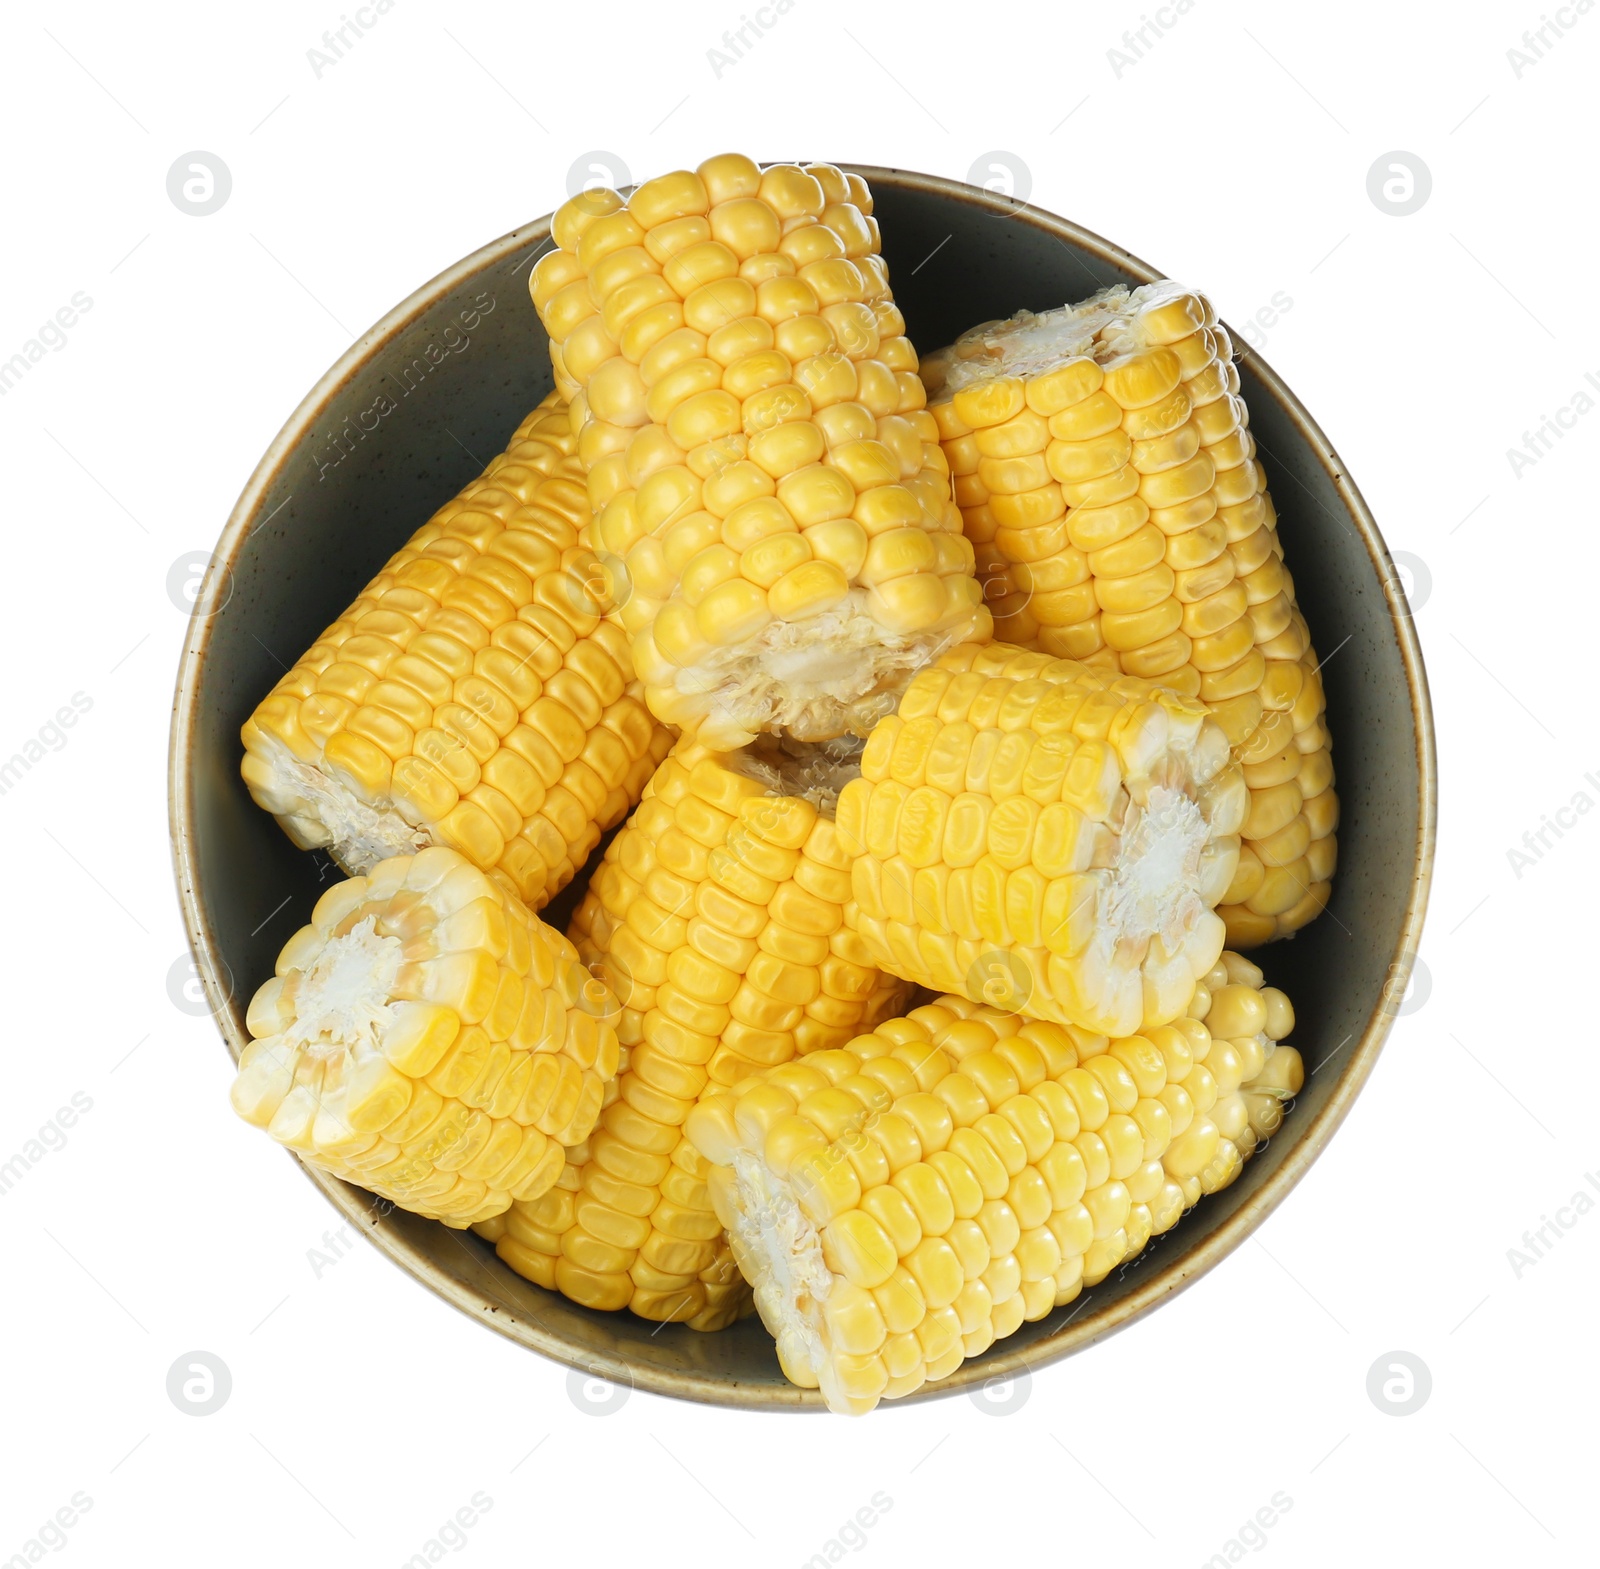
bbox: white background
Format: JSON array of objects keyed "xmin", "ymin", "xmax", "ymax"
[{"xmin": 0, "ymin": 0, "xmax": 1590, "ymax": 1563}]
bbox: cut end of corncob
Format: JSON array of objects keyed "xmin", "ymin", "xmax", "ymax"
[
  {"xmin": 277, "ymin": 912, "xmax": 404, "ymax": 1052},
  {"xmin": 838, "ymin": 642, "xmax": 1242, "ymax": 1038},
  {"xmin": 922, "ymin": 281, "xmax": 1206, "ymax": 398},
  {"xmin": 922, "ymin": 282, "xmax": 1337, "ymax": 947},
  {"xmin": 532, "ymin": 155, "xmax": 992, "ymax": 752},
  {"xmin": 688, "ymin": 952, "xmax": 1302, "ymax": 1414},
  {"xmin": 230, "ymin": 846, "xmax": 621, "ymax": 1227},
  {"xmin": 637, "ymin": 596, "xmax": 979, "ymax": 755},
  {"xmin": 239, "ymin": 393, "xmax": 674, "ymax": 912},
  {"xmin": 245, "ymin": 732, "xmax": 432, "ymax": 865}
]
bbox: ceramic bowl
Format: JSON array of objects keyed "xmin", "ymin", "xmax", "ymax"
[{"xmin": 171, "ymin": 166, "xmax": 1435, "ymax": 1409}]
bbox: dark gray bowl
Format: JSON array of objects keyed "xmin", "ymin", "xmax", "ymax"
[{"xmin": 171, "ymin": 166, "xmax": 1435, "ymax": 1410}]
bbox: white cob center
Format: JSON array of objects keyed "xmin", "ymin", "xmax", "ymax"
[
  {"xmin": 1105, "ymin": 784, "xmax": 1209, "ymax": 952},
  {"xmin": 930, "ymin": 280, "xmax": 1190, "ymax": 394},
  {"xmin": 284, "ymin": 915, "xmax": 402, "ymax": 1059},
  {"xmin": 728, "ymin": 1150, "xmax": 831, "ymax": 1386},
  {"xmin": 683, "ymin": 598, "xmax": 955, "ymax": 745},
  {"xmin": 256, "ymin": 734, "xmax": 430, "ymax": 873}
]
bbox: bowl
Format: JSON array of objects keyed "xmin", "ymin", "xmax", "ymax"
[{"xmin": 170, "ymin": 166, "xmax": 1435, "ymax": 1409}]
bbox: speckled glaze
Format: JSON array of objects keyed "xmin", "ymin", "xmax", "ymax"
[{"xmin": 170, "ymin": 167, "xmax": 1435, "ymax": 1411}]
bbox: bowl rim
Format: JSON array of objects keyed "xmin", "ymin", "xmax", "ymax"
[{"xmin": 170, "ymin": 163, "xmax": 1437, "ymax": 1411}]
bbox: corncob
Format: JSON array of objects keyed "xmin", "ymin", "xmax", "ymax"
[
  {"xmin": 230, "ymin": 846, "xmax": 621, "ymax": 1227},
  {"xmin": 241, "ymin": 392, "xmax": 674, "ymax": 913},
  {"xmin": 531, "ymin": 154, "xmax": 991, "ymax": 750},
  {"xmin": 836, "ymin": 641, "xmax": 1245, "ymax": 1038},
  {"xmin": 922, "ymin": 283, "xmax": 1336, "ymax": 945},
  {"xmin": 687, "ymin": 950, "xmax": 1302, "ymax": 1413},
  {"xmin": 477, "ymin": 741, "xmax": 913, "ymax": 1328}
]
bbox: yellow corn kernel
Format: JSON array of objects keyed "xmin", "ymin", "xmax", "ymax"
[
  {"xmin": 531, "ymin": 157, "xmax": 992, "ymax": 751},
  {"xmin": 689, "ymin": 960, "xmax": 1299, "ymax": 1412},
  {"xmin": 837, "ymin": 642, "xmax": 1241, "ymax": 1038},
  {"xmin": 921, "ymin": 281, "xmax": 1336, "ymax": 946},
  {"xmin": 232, "ymin": 847, "xmax": 620, "ymax": 1226},
  {"xmin": 483, "ymin": 742, "xmax": 913, "ymax": 1328},
  {"xmin": 241, "ymin": 392, "xmax": 674, "ymax": 913}
]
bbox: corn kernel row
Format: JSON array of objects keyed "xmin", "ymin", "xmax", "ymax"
[
  {"xmin": 687, "ymin": 950, "xmax": 1301, "ymax": 1412},
  {"xmin": 835, "ymin": 641, "xmax": 1245, "ymax": 1038},
  {"xmin": 531, "ymin": 155, "xmax": 990, "ymax": 750},
  {"xmin": 923, "ymin": 283, "xmax": 1336, "ymax": 944},
  {"xmin": 476, "ymin": 743, "xmax": 913, "ymax": 1327},
  {"xmin": 241, "ymin": 393, "xmax": 674, "ymax": 913},
  {"xmin": 231, "ymin": 847, "xmax": 622, "ymax": 1226}
]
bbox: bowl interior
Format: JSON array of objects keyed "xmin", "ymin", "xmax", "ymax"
[{"xmin": 173, "ymin": 168, "xmax": 1432, "ymax": 1409}]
